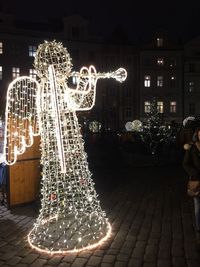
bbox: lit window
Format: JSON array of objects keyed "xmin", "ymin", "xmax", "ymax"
[
  {"xmin": 0, "ymin": 42, "xmax": 3, "ymax": 54},
  {"xmin": 29, "ymin": 45, "xmax": 36, "ymax": 57},
  {"xmin": 144, "ymin": 75, "xmax": 151, "ymax": 87},
  {"xmin": 157, "ymin": 38, "xmax": 163, "ymax": 47},
  {"xmin": 170, "ymin": 76, "xmax": 176, "ymax": 87},
  {"xmin": 12, "ymin": 67, "xmax": 20, "ymax": 79},
  {"xmin": 144, "ymin": 101, "xmax": 151, "ymax": 113},
  {"xmin": 0, "ymin": 66, "xmax": 2, "ymax": 80},
  {"xmin": 157, "ymin": 101, "xmax": 163, "ymax": 113},
  {"xmin": 157, "ymin": 58, "xmax": 164, "ymax": 66},
  {"xmin": 29, "ymin": 69, "xmax": 37, "ymax": 79},
  {"xmin": 170, "ymin": 101, "xmax": 176, "ymax": 113},
  {"xmin": 189, "ymin": 81, "xmax": 194, "ymax": 92},
  {"xmin": 157, "ymin": 76, "xmax": 163, "ymax": 87}
]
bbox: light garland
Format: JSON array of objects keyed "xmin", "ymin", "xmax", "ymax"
[{"xmin": 4, "ymin": 40, "xmax": 127, "ymax": 254}]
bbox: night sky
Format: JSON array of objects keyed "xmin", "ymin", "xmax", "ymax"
[{"xmin": 2, "ymin": 0, "xmax": 200, "ymax": 43}]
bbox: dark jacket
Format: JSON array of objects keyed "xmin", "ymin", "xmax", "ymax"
[{"xmin": 183, "ymin": 143, "xmax": 200, "ymax": 181}]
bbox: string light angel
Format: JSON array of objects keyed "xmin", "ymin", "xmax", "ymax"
[{"xmin": 4, "ymin": 40, "xmax": 127, "ymax": 254}]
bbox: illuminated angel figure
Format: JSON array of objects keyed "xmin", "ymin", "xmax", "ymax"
[{"xmin": 4, "ymin": 40, "xmax": 127, "ymax": 254}]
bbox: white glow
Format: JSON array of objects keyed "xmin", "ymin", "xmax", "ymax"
[{"xmin": 48, "ymin": 65, "xmax": 66, "ymax": 173}]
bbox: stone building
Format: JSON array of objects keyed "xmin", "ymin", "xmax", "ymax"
[
  {"xmin": 139, "ymin": 31, "xmax": 184, "ymax": 123},
  {"xmin": 0, "ymin": 13, "xmax": 200, "ymax": 132}
]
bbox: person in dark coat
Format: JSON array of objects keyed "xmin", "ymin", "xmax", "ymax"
[{"xmin": 183, "ymin": 127, "xmax": 200, "ymax": 244}]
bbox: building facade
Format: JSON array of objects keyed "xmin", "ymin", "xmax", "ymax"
[
  {"xmin": 184, "ymin": 37, "xmax": 200, "ymax": 117},
  {"xmin": 139, "ymin": 32, "xmax": 184, "ymax": 123},
  {"xmin": 0, "ymin": 13, "xmax": 139, "ymax": 133},
  {"xmin": 0, "ymin": 14, "xmax": 200, "ymax": 132}
]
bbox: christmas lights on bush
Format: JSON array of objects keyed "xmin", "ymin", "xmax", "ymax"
[
  {"xmin": 4, "ymin": 40, "xmax": 127, "ymax": 254},
  {"xmin": 140, "ymin": 99, "xmax": 172, "ymax": 155}
]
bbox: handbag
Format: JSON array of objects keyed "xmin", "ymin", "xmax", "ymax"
[{"xmin": 187, "ymin": 179, "xmax": 200, "ymax": 197}]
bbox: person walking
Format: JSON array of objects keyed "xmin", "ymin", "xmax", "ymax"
[{"xmin": 183, "ymin": 127, "xmax": 200, "ymax": 249}]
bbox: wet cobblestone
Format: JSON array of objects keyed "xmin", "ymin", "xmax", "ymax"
[{"xmin": 0, "ymin": 164, "xmax": 199, "ymax": 266}]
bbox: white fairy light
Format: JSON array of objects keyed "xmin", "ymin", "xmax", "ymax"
[
  {"xmin": 125, "ymin": 121, "xmax": 134, "ymax": 131},
  {"xmin": 4, "ymin": 40, "xmax": 127, "ymax": 254}
]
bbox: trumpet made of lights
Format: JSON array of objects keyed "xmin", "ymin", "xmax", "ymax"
[{"xmin": 4, "ymin": 40, "xmax": 127, "ymax": 254}]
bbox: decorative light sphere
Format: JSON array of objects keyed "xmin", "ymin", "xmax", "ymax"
[
  {"xmin": 132, "ymin": 120, "xmax": 143, "ymax": 132},
  {"xmin": 125, "ymin": 121, "xmax": 134, "ymax": 131},
  {"xmin": 89, "ymin": 120, "xmax": 101, "ymax": 133}
]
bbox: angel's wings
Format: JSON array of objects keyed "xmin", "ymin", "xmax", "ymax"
[{"xmin": 4, "ymin": 76, "xmax": 40, "ymax": 165}]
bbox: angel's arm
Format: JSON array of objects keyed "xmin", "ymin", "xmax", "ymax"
[
  {"xmin": 65, "ymin": 65, "xmax": 97, "ymax": 111},
  {"xmin": 4, "ymin": 77, "xmax": 40, "ymax": 165},
  {"xmin": 66, "ymin": 66, "xmax": 127, "ymax": 111}
]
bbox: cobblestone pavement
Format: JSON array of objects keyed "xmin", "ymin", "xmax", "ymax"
[{"xmin": 0, "ymin": 164, "xmax": 200, "ymax": 267}]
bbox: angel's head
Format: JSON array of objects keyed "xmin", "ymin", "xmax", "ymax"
[{"xmin": 34, "ymin": 40, "xmax": 73, "ymax": 79}]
